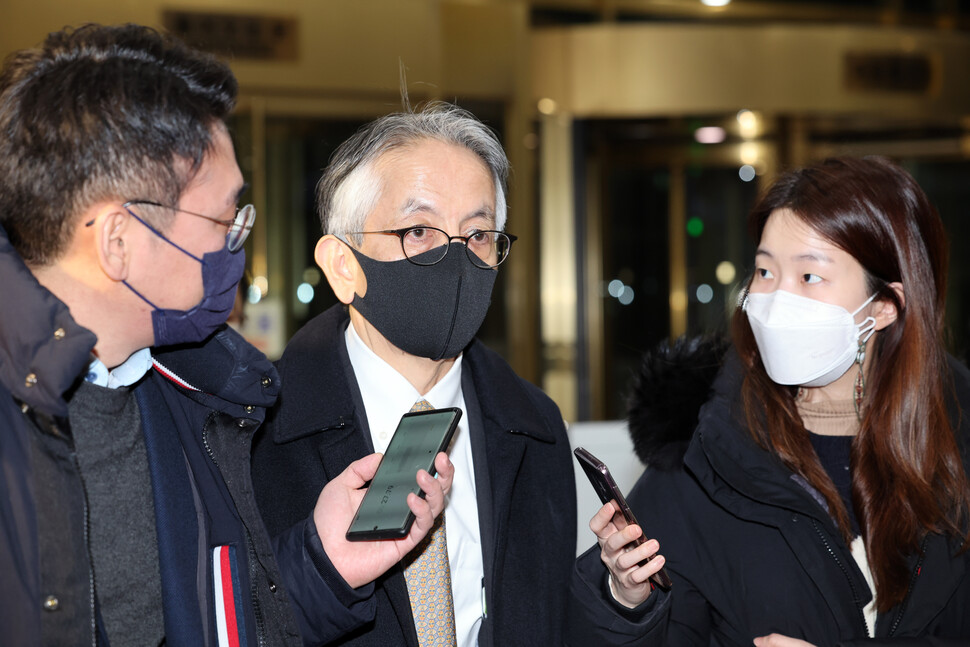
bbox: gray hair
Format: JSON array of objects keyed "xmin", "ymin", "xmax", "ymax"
[{"xmin": 316, "ymin": 102, "xmax": 509, "ymax": 245}]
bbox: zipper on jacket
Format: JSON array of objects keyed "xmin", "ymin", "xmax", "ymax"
[
  {"xmin": 810, "ymin": 518, "xmax": 870, "ymax": 637},
  {"xmin": 203, "ymin": 420, "xmax": 268, "ymax": 647},
  {"xmin": 247, "ymin": 537, "xmax": 268, "ymax": 646},
  {"xmin": 887, "ymin": 535, "xmax": 928, "ymax": 637}
]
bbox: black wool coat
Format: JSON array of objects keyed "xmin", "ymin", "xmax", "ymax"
[
  {"xmin": 252, "ymin": 305, "xmax": 576, "ymax": 647},
  {"xmin": 568, "ymin": 340, "xmax": 970, "ymax": 647}
]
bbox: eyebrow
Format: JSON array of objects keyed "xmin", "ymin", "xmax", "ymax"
[
  {"xmin": 400, "ymin": 198, "xmax": 496, "ymax": 226},
  {"xmin": 755, "ymin": 248, "xmax": 834, "ymax": 264},
  {"xmin": 402, "ymin": 197, "xmax": 437, "ymax": 217},
  {"xmin": 466, "ymin": 207, "xmax": 496, "ymax": 227},
  {"xmin": 232, "ymin": 182, "xmax": 250, "ymax": 206}
]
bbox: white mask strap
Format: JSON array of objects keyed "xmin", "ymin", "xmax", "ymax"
[
  {"xmin": 853, "ymin": 294, "xmax": 878, "ymax": 343},
  {"xmin": 851, "ymin": 293, "xmax": 877, "ymax": 316}
]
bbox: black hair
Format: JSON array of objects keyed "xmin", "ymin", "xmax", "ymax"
[{"xmin": 0, "ymin": 23, "xmax": 237, "ymax": 264}]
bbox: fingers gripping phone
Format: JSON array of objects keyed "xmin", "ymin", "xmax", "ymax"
[
  {"xmin": 346, "ymin": 407, "xmax": 462, "ymax": 541},
  {"xmin": 574, "ymin": 447, "xmax": 673, "ymax": 591}
]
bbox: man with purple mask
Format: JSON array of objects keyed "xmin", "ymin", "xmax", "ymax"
[{"xmin": 0, "ymin": 24, "xmax": 452, "ymax": 646}]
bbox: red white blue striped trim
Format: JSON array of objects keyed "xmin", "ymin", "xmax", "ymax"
[
  {"xmin": 212, "ymin": 544, "xmax": 248, "ymax": 647},
  {"xmin": 152, "ymin": 358, "xmax": 202, "ymax": 392}
]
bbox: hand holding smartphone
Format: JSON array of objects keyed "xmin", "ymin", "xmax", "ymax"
[
  {"xmin": 346, "ymin": 407, "xmax": 462, "ymax": 541},
  {"xmin": 574, "ymin": 447, "xmax": 673, "ymax": 590}
]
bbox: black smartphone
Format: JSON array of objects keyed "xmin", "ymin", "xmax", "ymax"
[
  {"xmin": 573, "ymin": 446, "xmax": 673, "ymax": 590},
  {"xmin": 346, "ymin": 407, "xmax": 462, "ymax": 541}
]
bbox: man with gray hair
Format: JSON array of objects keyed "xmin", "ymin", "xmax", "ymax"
[{"xmin": 253, "ymin": 103, "xmax": 576, "ymax": 646}]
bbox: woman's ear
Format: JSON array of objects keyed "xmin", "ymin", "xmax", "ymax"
[
  {"xmin": 315, "ymin": 235, "xmax": 364, "ymax": 305},
  {"xmin": 873, "ymin": 281, "xmax": 904, "ymax": 331}
]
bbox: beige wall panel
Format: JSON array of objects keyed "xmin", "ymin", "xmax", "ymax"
[
  {"xmin": 227, "ymin": 0, "xmax": 440, "ymax": 94},
  {"xmin": 440, "ymin": 2, "xmax": 521, "ymax": 98},
  {"xmin": 1, "ymin": 1, "xmax": 158, "ymax": 52},
  {"xmin": 0, "ymin": 1, "xmax": 524, "ymax": 99},
  {"xmin": 533, "ymin": 24, "xmax": 970, "ymax": 118}
]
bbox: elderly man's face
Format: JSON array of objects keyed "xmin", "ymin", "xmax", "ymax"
[{"xmin": 359, "ymin": 138, "xmax": 497, "ymax": 261}]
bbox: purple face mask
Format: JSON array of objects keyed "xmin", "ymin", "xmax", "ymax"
[{"xmin": 122, "ymin": 210, "xmax": 245, "ymax": 347}]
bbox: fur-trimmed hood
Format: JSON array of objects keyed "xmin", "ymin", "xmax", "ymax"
[{"xmin": 626, "ymin": 335, "xmax": 730, "ymax": 469}]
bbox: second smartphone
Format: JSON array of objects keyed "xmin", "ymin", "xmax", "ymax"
[{"xmin": 574, "ymin": 446, "xmax": 673, "ymax": 590}]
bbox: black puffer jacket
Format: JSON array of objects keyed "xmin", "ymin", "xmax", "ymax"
[
  {"xmin": 568, "ymin": 339, "xmax": 970, "ymax": 646},
  {"xmin": 0, "ymin": 222, "xmax": 313, "ymax": 646}
]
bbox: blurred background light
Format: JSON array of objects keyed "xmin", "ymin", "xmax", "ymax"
[
  {"xmin": 740, "ymin": 141, "xmax": 759, "ymax": 165},
  {"xmin": 296, "ymin": 282, "xmax": 314, "ymax": 304},
  {"xmin": 716, "ymin": 261, "xmax": 737, "ymax": 285},
  {"xmin": 736, "ymin": 109, "xmax": 758, "ymax": 137},
  {"xmin": 687, "ymin": 216, "xmax": 705, "ymax": 237},
  {"xmin": 618, "ymin": 286, "xmax": 634, "ymax": 305},
  {"xmin": 694, "ymin": 126, "xmax": 726, "ymax": 144},
  {"xmin": 538, "ymin": 98, "xmax": 557, "ymax": 115},
  {"xmin": 608, "ymin": 279, "xmax": 624, "ymax": 298},
  {"xmin": 696, "ymin": 283, "xmax": 714, "ymax": 303},
  {"xmin": 302, "ymin": 267, "xmax": 322, "ymax": 285}
]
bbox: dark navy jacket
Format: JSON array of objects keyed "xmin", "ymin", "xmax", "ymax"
[
  {"xmin": 252, "ymin": 305, "xmax": 577, "ymax": 647},
  {"xmin": 568, "ymin": 344, "xmax": 970, "ymax": 646},
  {"xmin": 0, "ymin": 222, "xmax": 312, "ymax": 645}
]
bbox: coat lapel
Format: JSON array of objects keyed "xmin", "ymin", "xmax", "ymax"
[
  {"xmin": 278, "ymin": 306, "xmax": 419, "ymax": 646},
  {"xmin": 463, "ymin": 339, "xmax": 557, "ymax": 626},
  {"xmin": 314, "ymin": 419, "xmax": 371, "ymax": 482}
]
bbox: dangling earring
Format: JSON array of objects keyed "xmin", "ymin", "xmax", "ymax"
[{"xmin": 853, "ymin": 340, "xmax": 866, "ymax": 420}]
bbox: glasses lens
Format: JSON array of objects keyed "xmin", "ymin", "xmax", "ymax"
[
  {"xmin": 227, "ymin": 204, "xmax": 255, "ymax": 252},
  {"xmin": 402, "ymin": 227, "xmax": 449, "ymax": 265},
  {"xmin": 465, "ymin": 232, "xmax": 511, "ymax": 268}
]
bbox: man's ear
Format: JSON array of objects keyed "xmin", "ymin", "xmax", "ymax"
[
  {"xmin": 91, "ymin": 205, "xmax": 132, "ymax": 282},
  {"xmin": 873, "ymin": 281, "xmax": 904, "ymax": 331},
  {"xmin": 315, "ymin": 235, "xmax": 364, "ymax": 305}
]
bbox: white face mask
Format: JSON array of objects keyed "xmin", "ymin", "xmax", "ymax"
[{"xmin": 743, "ymin": 290, "xmax": 877, "ymax": 387}]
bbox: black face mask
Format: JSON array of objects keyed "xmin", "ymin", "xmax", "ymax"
[{"xmin": 345, "ymin": 242, "xmax": 497, "ymax": 360}]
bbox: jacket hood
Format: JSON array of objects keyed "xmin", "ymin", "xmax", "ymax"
[
  {"xmin": 626, "ymin": 335, "xmax": 730, "ymax": 469},
  {"xmin": 0, "ymin": 223, "xmax": 97, "ymax": 416}
]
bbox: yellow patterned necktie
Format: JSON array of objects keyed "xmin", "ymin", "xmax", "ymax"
[{"xmin": 403, "ymin": 399, "xmax": 457, "ymax": 647}]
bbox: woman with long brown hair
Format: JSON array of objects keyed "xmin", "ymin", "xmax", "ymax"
[{"xmin": 568, "ymin": 156, "xmax": 970, "ymax": 646}]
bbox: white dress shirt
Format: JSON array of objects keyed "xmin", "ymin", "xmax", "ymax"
[{"xmin": 345, "ymin": 323, "xmax": 484, "ymax": 647}]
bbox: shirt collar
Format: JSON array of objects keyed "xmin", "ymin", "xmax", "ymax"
[
  {"xmin": 345, "ymin": 322, "xmax": 463, "ymax": 448},
  {"xmin": 85, "ymin": 348, "xmax": 153, "ymax": 389}
]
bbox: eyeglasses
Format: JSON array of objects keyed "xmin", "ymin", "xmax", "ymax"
[
  {"xmin": 347, "ymin": 226, "xmax": 517, "ymax": 268},
  {"xmin": 123, "ymin": 200, "xmax": 255, "ymax": 253}
]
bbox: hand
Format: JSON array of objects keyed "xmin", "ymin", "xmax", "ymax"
[
  {"xmin": 590, "ymin": 501, "xmax": 666, "ymax": 609},
  {"xmin": 753, "ymin": 635, "xmax": 816, "ymax": 647},
  {"xmin": 311, "ymin": 451, "xmax": 455, "ymax": 589}
]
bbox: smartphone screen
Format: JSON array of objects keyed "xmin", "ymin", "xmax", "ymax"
[
  {"xmin": 574, "ymin": 446, "xmax": 673, "ymax": 590},
  {"xmin": 346, "ymin": 407, "xmax": 462, "ymax": 541}
]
